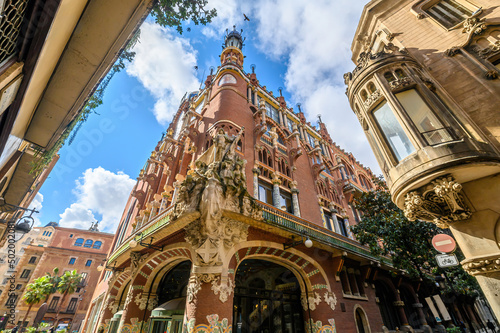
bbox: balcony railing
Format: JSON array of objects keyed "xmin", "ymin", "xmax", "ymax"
[{"xmin": 257, "ymin": 201, "xmax": 376, "ymax": 260}]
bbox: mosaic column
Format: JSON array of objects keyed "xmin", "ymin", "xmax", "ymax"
[
  {"xmin": 252, "ymin": 167, "xmax": 260, "ymax": 199},
  {"xmin": 272, "ymin": 176, "xmax": 282, "ymax": 209},
  {"xmin": 291, "ymin": 182, "xmax": 301, "ymax": 217},
  {"xmin": 328, "ymin": 204, "xmax": 340, "ymax": 233}
]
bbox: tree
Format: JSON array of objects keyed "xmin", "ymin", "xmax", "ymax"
[
  {"xmin": 351, "ymin": 176, "xmax": 479, "ymax": 297},
  {"xmin": 56, "ymin": 270, "xmax": 82, "ymax": 314},
  {"xmin": 21, "ymin": 276, "xmax": 53, "ymax": 327},
  {"xmin": 152, "ymin": 0, "xmax": 217, "ymax": 34}
]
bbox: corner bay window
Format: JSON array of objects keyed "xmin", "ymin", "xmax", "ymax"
[
  {"xmin": 373, "ymin": 101, "xmax": 416, "ymax": 161},
  {"xmin": 395, "ymin": 89, "xmax": 453, "ymax": 145}
]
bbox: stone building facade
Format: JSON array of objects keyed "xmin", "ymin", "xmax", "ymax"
[
  {"xmin": 83, "ymin": 29, "xmax": 487, "ymax": 333},
  {"xmin": 344, "ymin": 0, "xmax": 500, "ymax": 319},
  {"xmin": 0, "ymin": 224, "xmax": 113, "ymax": 331}
]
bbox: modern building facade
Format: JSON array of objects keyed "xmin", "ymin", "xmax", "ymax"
[
  {"xmin": 0, "ymin": 223, "xmax": 113, "ymax": 331},
  {"xmin": 81, "ymin": 29, "xmax": 491, "ymax": 333},
  {"xmin": 344, "ymin": 0, "xmax": 500, "ymax": 319}
]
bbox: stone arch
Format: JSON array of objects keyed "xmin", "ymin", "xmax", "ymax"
[
  {"xmin": 132, "ymin": 243, "xmax": 193, "ymax": 292},
  {"xmin": 225, "ymin": 241, "xmax": 333, "ymax": 305},
  {"xmin": 354, "ymin": 304, "xmax": 372, "ymax": 333}
]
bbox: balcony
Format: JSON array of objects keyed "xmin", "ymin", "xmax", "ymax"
[{"xmin": 256, "ymin": 202, "xmax": 376, "ymax": 260}]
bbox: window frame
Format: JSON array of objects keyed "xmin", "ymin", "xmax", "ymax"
[
  {"xmin": 74, "ymin": 238, "xmax": 84, "ymax": 247},
  {"xmin": 20, "ymin": 269, "xmax": 31, "ymax": 279},
  {"xmin": 84, "ymin": 239, "xmax": 93, "ymax": 248},
  {"xmin": 85, "ymin": 259, "xmax": 93, "ymax": 267},
  {"xmin": 68, "ymin": 257, "xmax": 76, "ymax": 265}
]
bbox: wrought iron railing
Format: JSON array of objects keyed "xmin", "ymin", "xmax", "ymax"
[
  {"xmin": 0, "ymin": 0, "xmax": 29, "ymax": 64},
  {"xmin": 257, "ymin": 201, "xmax": 377, "ymax": 259}
]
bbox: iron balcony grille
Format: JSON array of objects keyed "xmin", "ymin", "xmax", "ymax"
[{"xmin": 0, "ymin": 0, "xmax": 29, "ymax": 64}]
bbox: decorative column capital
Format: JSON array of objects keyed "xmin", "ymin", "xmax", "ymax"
[
  {"xmin": 252, "ymin": 167, "xmax": 261, "ymax": 175},
  {"xmin": 403, "ymin": 175, "xmax": 471, "ymax": 229},
  {"xmin": 462, "ymin": 254, "xmax": 500, "ymax": 276}
]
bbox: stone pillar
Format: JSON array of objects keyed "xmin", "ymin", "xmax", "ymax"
[
  {"xmin": 393, "ymin": 293, "xmax": 413, "ymax": 332},
  {"xmin": 116, "ymin": 285, "xmax": 140, "ymax": 332},
  {"xmin": 252, "ymin": 167, "xmax": 260, "ymax": 199},
  {"xmin": 272, "ymin": 176, "xmax": 281, "ymax": 209},
  {"xmin": 278, "ymin": 109, "xmax": 284, "ymax": 125},
  {"xmin": 247, "ymin": 86, "xmax": 252, "ymax": 103},
  {"xmin": 413, "ymin": 301, "xmax": 433, "ymax": 333},
  {"xmin": 290, "ymin": 182, "xmax": 301, "ymax": 217},
  {"xmin": 329, "ymin": 206, "xmax": 341, "ymax": 234},
  {"xmin": 185, "ymin": 272, "xmax": 234, "ymax": 332}
]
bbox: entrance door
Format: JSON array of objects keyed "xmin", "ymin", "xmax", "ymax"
[{"xmin": 233, "ymin": 259, "xmax": 304, "ymax": 333}]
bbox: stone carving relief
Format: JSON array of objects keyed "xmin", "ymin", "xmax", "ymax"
[
  {"xmin": 462, "ymin": 255, "xmax": 500, "ymax": 275},
  {"xmin": 108, "ymin": 299, "xmax": 119, "ymax": 314},
  {"xmin": 389, "ymin": 76, "xmax": 413, "ymax": 90},
  {"xmin": 211, "ymin": 275, "xmax": 234, "ymax": 303},
  {"xmin": 462, "ymin": 16, "xmax": 487, "ymax": 36},
  {"xmin": 301, "ymin": 292, "xmax": 321, "ymax": 311},
  {"xmin": 134, "ymin": 292, "xmax": 158, "ymax": 311},
  {"xmin": 324, "ymin": 291, "xmax": 338, "ymax": 311},
  {"xmin": 362, "ymin": 90, "xmax": 382, "ymax": 109},
  {"xmin": 344, "ymin": 43, "xmax": 408, "ymax": 86},
  {"xmin": 130, "ymin": 251, "xmax": 146, "ymax": 276},
  {"xmin": 404, "ymin": 175, "xmax": 471, "ymax": 228},
  {"xmin": 173, "ymin": 127, "xmax": 261, "ymax": 265},
  {"xmin": 186, "ymin": 273, "xmax": 219, "ymax": 304}
]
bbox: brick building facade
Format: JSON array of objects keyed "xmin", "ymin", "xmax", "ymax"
[
  {"xmin": 0, "ymin": 223, "xmax": 113, "ymax": 331},
  {"xmin": 82, "ymin": 28, "xmax": 486, "ymax": 333}
]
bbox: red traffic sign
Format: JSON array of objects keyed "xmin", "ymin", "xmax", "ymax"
[{"xmin": 432, "ymin": 234, "xmax": 456, "ymax": 253}]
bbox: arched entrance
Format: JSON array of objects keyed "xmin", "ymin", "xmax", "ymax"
[
  {"xmin": 149, "ymin": 260, "xmax": 191, "ymax": 333},
  {"xmin": 355, "ymin": 306, "xmax": 371, "ymax": 333},
  {"xmin": 233, "ymin": 259, "xmax": 305, "ymax": 333},
  {"xmin": 374, "ymin": 281, "xmax": 401, "ymax": 330}
]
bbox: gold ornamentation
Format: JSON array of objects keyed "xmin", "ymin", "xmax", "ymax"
[{"xmin": 404, "ymin": 175, "xmax": 471, "ymax": 228}]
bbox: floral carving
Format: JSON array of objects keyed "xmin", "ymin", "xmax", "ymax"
[
  {"xmin": 324, "ymin": 291, "xmax": 337, "ymax": 311},
  {"xmin": 462, "ymin": 17, "xmax": 486, "ymax": 35},
  {"xmin": 445, "ymin": 47, "xmax": 461, "ymax": 57},
  {"xmin": 404, "ymin": 175, "xmax": 471, "ymax": 228},
  {"xmin": 301, "ymin": 292, "xmax": 321, "ymax": 311},
  {"xmin": 130, "ymin": 252, "xmax": 146, "ymax": 276},
  {"xmin": 211, "ymin": 276, "xmax": 234, "ymax": 303},
  {"xmin": 389, "ymin": 77, "xmax": 413, "ymax": 90},
  {"xmin": 187, "ymin": 275, "xmax": 202, "ymax": 304},
  {"xmin": 363, "ymin": 90, "xmax": 382, "ymax": 109}
]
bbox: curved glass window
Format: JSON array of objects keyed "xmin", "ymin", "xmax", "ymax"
[
  {"xmin": 373, "ymin": 101, "xmax": 415, "ymax": 161},
  {"xmin": 219, "ymin": 73, "xmax": 237, "ymax": 86},
  {"xmin": 84, "ymin": 239, "xmax": 93, "ymax": 248},
  {"xmin": 74, "ymin": 238, "xmax": 84, "ymax": 247}
]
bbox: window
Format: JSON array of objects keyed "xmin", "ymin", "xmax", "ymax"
[
  {"xmin": 16, "ymin": 284, "xmax": 22, "ymax": 290},
  {"xmin": 373, "ymin": 101, "xmax": 416, "ymax": 161},
  {"xmin": 81, "ymin": 272, "xmax": 88, "ymax": 283},
  {"xmin": 69, "ymin": 258, "xmax": 76, "ymax": 265},
  {"xmin": 67, "ymin": 297, "xmax": 78, "ymax": 313},
  {"xmin": 396, "ymin": 89, "xmax": 453, "ymax": 145},
  {"xmin": 20, "ymin": 269, "xmax": 31, "ymax": 279},
  {"xmin": 287, "ymin": 118, "xmax": 295, "ymax": 132},
  {"xmin": 85, "ymin": 260, "xmax": 93, "ymax": 267},
  {"xmin": 69, "ymin": 234, "xmax": 73, "ymax": 238},
  {"xmin": 324, "ymin": 211, "xmax": 334, "ymax": 232},
  {"xmin": 337, "ymin": 217, "xmax": 349, "ymax": 237},
  {"xmin": 48, "ymin": 296, "xmax": 60, "ymax": 311},
  {"xmin": 93, "ymin": 241, "xmax": 102, "ymax": 249},
  {"xmin": 425, "ymin": 0, "xmax": 474, "ymax": 29},
  {"xmin": 258, "ymin": 181, "xmax": 274, "ymax": 205},
  {"xmin": 266, "ymin": 102, "xmax": 280, "ymax": 123},
  {"xmin": 340, "ymin": 267, "xmax": 366, "ymax": 297},
  {"xmin": 84, "ymin": 239, "xmax": 93, "ymax": 248},
  {"xmin": 219, "ymin": 73, "xmax": 237, "ymax": 85},
  {"xmin": 5, "ymin": 294, "xmax": 18, "ymax": 307},
  {"xmin": 74, "ymin": 238, "xmax": 84, "ymax": 247},
  {"xmin": 28, "ymin": 256, "xmax": 37, "ymax": 264},
  {"xmin": 279, "ymin": 190, "xmax": 293, "ymax": 214}
]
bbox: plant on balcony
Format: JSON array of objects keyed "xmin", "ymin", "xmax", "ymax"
[{"xmin": 21, "ymin": 276, "xmax": 53, "ymax": 328}]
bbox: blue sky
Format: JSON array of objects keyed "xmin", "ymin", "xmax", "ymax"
[{"xmin": 30, "ymin": 0, "xmax": 378, "ymax": 233}]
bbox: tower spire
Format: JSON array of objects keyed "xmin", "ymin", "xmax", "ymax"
[{"xmin": 220, "ymin": 25, "xmax": 245, "ymax": 67}]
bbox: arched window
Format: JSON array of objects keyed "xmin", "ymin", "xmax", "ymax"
[
  {"xmin": 394, "ymin": 68, "xmax": 405, "ymax": 79},
  {"xmin": 93, "ymin": 241, "xmax": 102, "ymax": 249},
  {"xmin": 219, "ymin": 73, "xmax": 237, "ymax": 86},
  {"xmin": 360, "ymin": 89, "xmax": 368, "ymax": 101},
  {"xmin": 367, "ymin": 82, "xmax": 377, "ymax": 94},
  {"xmin": 384, "ymin": 71, "xmax": 396, "ymax": 83},
  {"xmin": 74, "ymin": 238, "xmax": 84, "ymax": 247},
  {"xmin": 84, "ymin": 239, "xmax": 93, "ymax": 248}
]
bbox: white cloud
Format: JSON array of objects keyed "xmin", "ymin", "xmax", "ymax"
[
  {"xmin": 127, "ymin": 22, "xmax": 201, "ymax": 124},
  {"xmin": 28, "ymin": 192, "xmax": 44, "ymax": 227},
  {"xmin": 59, "ymin": 167, "xmax": 135, "ymax": 232}
]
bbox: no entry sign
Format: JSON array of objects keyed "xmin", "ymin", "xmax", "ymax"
[{"xmin": 432, "ymin": 234, "xmax": 456, "ymax": 253}]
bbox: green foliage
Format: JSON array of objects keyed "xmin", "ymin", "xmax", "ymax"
[
  {"xmin": 152, "ymin": 0, "xmax": 217, "ymax": 34},
  {"xmin": 23, "ymin": 275, "xmax": 53, "ymax": 306},
  {"xmin": 25, "ymin": 327, "xmax": 36, "ymax": 333},
  {"xmin": 57, "ymin": 270, "xmax": 82, "ymax": 296},
  {"xmin": 446, "ymin": 326, "xmax": 462, "ymax": 333},
  {"xmin": 351, "ymin": 176, "xmax": 480, "ymax": 297}
]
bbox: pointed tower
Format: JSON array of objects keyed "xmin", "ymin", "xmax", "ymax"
[{"xmin": 220, "ymin": 25, "xmax": 244, "ymax": 67}]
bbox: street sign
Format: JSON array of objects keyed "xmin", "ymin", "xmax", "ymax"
[
  {"xmin": 436, "ymin": 253, "xmax": 459, "ymax": 268},
  {"xmin": 432, "ymin": 234, "xmax": 456, "ymax": 253}
]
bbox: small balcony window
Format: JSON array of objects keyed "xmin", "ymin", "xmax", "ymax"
[
  {"xmin": 373, "ymin": 101, "xmax": 416, "ymax": 161},
  {"xmin": 258, "ymin": 181, "xmax": 273, "ymax": 205}
]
